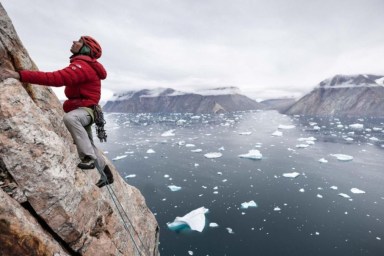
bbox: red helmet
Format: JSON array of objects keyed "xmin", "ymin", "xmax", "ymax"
[{"xmin": 81, "ymin": 36, "xmax": 102, "ymax": 59}]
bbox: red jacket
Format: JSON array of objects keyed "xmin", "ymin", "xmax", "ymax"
[{"xmin": 19, "ymin": 55, "xmax": 107, "ymax": 113}]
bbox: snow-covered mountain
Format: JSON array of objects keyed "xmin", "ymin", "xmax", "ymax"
[
  {"xmin": 284, "ymin": 74, "xmax": 384, "ymax": 117},
  {"xmin": 103, "ymin": 87, "xmax": 264, "ymax": 113}
]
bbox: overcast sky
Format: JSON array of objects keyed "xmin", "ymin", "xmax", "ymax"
[{"xmin": 2, "ymin": 0, "xmax": 384, "ymax": 101}]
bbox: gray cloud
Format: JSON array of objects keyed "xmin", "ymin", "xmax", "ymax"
[{"xmin": 2, "ymin": 0, "xmax": 384, "ymax": 100}]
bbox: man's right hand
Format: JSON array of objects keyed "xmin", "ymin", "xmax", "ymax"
[{"xmin": 0, "ymin": 68, "xmax": 20, "ymax": 81}]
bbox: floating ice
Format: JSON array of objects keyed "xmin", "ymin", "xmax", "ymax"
[
  {"xmin": 349, "ymin": 123, "xmax": 364, "ymax": 130},
  {"xmin": 369, "ymin": 137, "xmax": 379, "ymax": 141},
  {"xmin": 168, "ymin": 185, "xmax": 182, "ymax": 192},
  {"xmin": 204, "ymin": 152, "xmax": 222, "ymax": 159},
  {"xmin": 272, "ymin": 130, "xmax": 283, "ymax": 137},
  {"xmin": 330, "ymin": 154, "xmax": 353, "ymax": 161},
  {"xmin": 274, "ymin": 207, "xmax": 281, "ymax": 211},
  {"xmin": 238, "ymin": 131, "xmax": 252, "ymax": 135},
  {"xmin": 298, "ymin": 137, "xmax": 317, "ymax": 142},
  {"xmin": 299, "ymin": 188, "xmax": 305, "ymax": 193},
  {"xmin": 278, "ymin": 124, "xmax": 295, "ymax": 129},
  {"xmin": 125, "ymin": 174, "xmax": 136, "ymax": 179},
  {"xmin": 296, "ymin": 144, "xmax": 309, "ymax": 148},
  {"xmin": 167, "ymin": 207, "xmax": 208, "ymax": 232},
  {"xmin": 338, "ymin": 193, "xmax": 351, "ymax": 199},
  {"xmin": 351, "ymin": 188, "xmax": 366, "ymax": 194},
  {"xmin": 330, "ymin": 186, "xmax": 338, "ymax": 190},
  {"xmin": 112, "ymin": 155, "xmax": 128, "ymax": 161},
  {"xmin": 318, "ymin": 158, "xmax": 328, "ymax": 163},
  {"xmin": 282, "ymin": 172, "xmax": 300, "ymax": 178},
  {"xmin": 317, "ymin": 194, "xmax": 323, "ymax": 198},
  {"xmin": 241, "ymin": 200, "xmax": 258, "ymax": 209},
  {"xmin": 146, "ymin": 149, "xmax": 156, "ymax": 154},
  {"xmin": 191, "ymin": 149, "xmax": 202, "ymax": 153},
  {"xmin": 188, "ymin": 251, "xmax": 193, "ymax": 255},
  {"xmin": 176, "ymin": 119, "xmax": 187, "ymax": 125},
  {"xmin": 226, "ymin": 227, "xmax": 234, "ymax": 234},
  {"xmin": 238, "ymin": 150, "xmax": 262, "ymax": 160},
  {"xmin": 209, "ymin": 222, "xmax": 219, "ymax": 228},
  {"xmin": 185, "ymin": 144, "xmax": 196, "ymax": 147},
  {"xmin": 161, "ymin": 129, "xmax": 176, "ymax": 137}
]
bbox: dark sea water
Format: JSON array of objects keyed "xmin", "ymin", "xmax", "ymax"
[{"xmin": 96, "ymin": 111, "xmax": 384, "ymax": 256}]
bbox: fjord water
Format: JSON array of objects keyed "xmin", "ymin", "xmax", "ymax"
[{"xmin": 96, "ymin": 111, "xmax": 384, "ymax": 256}]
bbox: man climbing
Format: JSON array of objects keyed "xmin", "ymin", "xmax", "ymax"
[{"xmin": 0, "ymin": 36, "xmax": 114, "ymax": 188}]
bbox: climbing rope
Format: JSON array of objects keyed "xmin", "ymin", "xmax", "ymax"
[{"xmin": 99, "ymin": 170, "xmax": 152, "ymax": 256}]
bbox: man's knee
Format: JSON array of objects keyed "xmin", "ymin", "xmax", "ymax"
[{"xmin": 63, "ymin": 112, "xmax": 76, "ymax": 127}]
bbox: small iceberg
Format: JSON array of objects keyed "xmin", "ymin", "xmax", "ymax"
[
  {"xmin": 238, "ymin": 150, "xmax": 262, "ymax": 160},
  {"xmin": 318, "ymin": 158, "xmax": 328, "ymax": 163},
  {"xmin": 112, "ymin": 155, "xmax": 128, "ymax": 161},
  {"xmin": 278, "ymin": 124, "xmax": 295, "ymax": 129},
  {"xmin": 209, "ymin": 223, "xmax": 219, "ymax": 228},
  {"xmin": 161, "ymin": 129, "xmax": 176, "ymax": 137},
  {"xmin": 351, "ymin": 188, "xmax": 366, "ymax": 194},
  {"xmin": 282, "ymin": 172, "xmax": 300, "ymax": 178},
  {"xmin": 241, "ymin": 200, "xmax": 258, "ymax": 209},
  {"xmin": 125, "ymin": 174, "xmax": 136, "ymax": 179},
  {"xmin": 167, "ymin": 207, "xmax": 208, "ymax": 232},
  {"xmin": 349, "ymin": 123, "xmax": 364, "ymax": 130},
  {"xmin": 338, "ymin": 193, "xmax": 351, "ymax": 199},
  {"xmin": 272, "ymin": 130, "xmax": 283, "ymax": 137},
  {"xmin": 204, "ymin": 152, "xmax": 222, "ymax": 159},
  {"xmin": 238, "ymin": 131, "xmax": 252, "ymax": 135},
  {"xmin": 146, "ymin": 149, "xmax": 156, "ymax": 154},
  {"xmin": 168, "ymin": 185, "xmax": 182, "ymax": 192},
  {"xmin": 330, "ymin": 154, "xmax": 353, "ymax": 161}
]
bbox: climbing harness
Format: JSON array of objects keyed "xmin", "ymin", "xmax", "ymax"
[
  {"xmin": 92, "ymin": 105, "xmax": 107, "ymax": 142},
  {"xmin": 99, "ymin": 170, "xmax": 153, "ymax": 256}
]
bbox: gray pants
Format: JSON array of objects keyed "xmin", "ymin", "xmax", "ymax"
[{"xmin": 63, "ymin": 108, "xmax": 105, "ymax": 172}]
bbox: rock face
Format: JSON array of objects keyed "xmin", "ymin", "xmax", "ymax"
[
  {"xmin": 260, "ymin": 98, "xmax": 296, "ymax": 112},
  {"xmin": 103, "ymin": 87, "xmax": 264, "ymax": 113},
  {"xmin": 284, "ymin": 74, "xmax": 384, "ymax": 117},
  {"xmin": 0, "ymin": 4, "xmax": 159, "ymax": 256}
]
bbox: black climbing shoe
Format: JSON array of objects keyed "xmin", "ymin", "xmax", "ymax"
[
  {"xmin": 96, "ymin": 165, "xmax": 114, "ymax": 188},
  {"xmin": 77, "ymin": 156, "xmax": 95, "ymax": 169}
]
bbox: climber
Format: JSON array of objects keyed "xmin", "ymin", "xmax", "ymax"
[{"xmin": 0, "ymin": 36, "xmax": 113, "ymax": 188}]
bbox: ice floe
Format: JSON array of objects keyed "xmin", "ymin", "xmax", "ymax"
[
  {"xmin": 238, "ymin": 131, "xmax": 252, "ymax": 135},
  {"xmin": 191, "ymin": 149, "xmax": 202, "ymax": 153},
  {"xmin": 318, "ymin": 158, "xmax": 328, "ymax": 163},
  {"xmin": 274, "ymin": 206, "xmax": 281, "ymax": 211},
  {"xmin": 112, "ymin": 155, "xmax": 128, "ymax": 161},
  {"xmin": 238, "ymin": 150, "xmax": 262, "ymax": 160},
  {"xmin": 278, "ymin": 124, "xmax": 295, "ymax": 129},
  {"xmin": 161, "ymin": 129, "xmax": 176, "ymax": 137},
  {"xmin": 209, "ymin": 222, "xmax": 219, "ymax": 228},
  {"xmin": 241, "ymin": 200, "xmax": 258, "ymax": 209},
  {"xmin": 350, "ymin": 188, "xmax": 366, "ymax": 194},
  {"xmin": 338, "ymin": 193, "xmax": 351, "ymax": 199},
  {"xmin": 282, "ymin": 172, "xmax": 300, "ymax": 178},
  {"xmin": 146, "ymin": 149, "xmax": 156, "ymax": 154},
  {"xmin": 125, "ymin": 174, "xmax": 136, "ymax": 179},
  {"xmin": 349, "ymin": 123, "xmax": 364, "ymax": 130},
  {"xmin": 167, "ymin": 207, "xmax": 208, "ymax": 232},
  {"xmin": 272, "ymin": 130, "xmax": 283, "ymax": 137},
  {"xmin": 226, "ymin": 227, "xmax": 235, "ymax": 234},
  {"xmin": 204, "ymin": 152, "xmax": 222, "ymax": 159},
  {"xmin": 330, "ymin": 154, "xmax": 353, "ymax": 161},
  {"xmin": 168, "ymin": 185, "xmax": 182, "ymax": 192}
]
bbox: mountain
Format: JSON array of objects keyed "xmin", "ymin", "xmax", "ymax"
[
  {"xmin": 260, "ymin": 98, "xmax": 296, "ymax": 112},
  {"xmin": 0, "ymin": 4, "xmax": 159, "ymax": 255},
  {"xmin": 103, "ymin": 87, "xmax": 264, "ymax": 113},
  {"xmin": 283, "ymin": 74, "xmax": 384, "ymax": 117}
]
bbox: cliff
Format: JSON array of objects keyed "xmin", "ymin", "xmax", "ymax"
[
  {"xmin": 283, "ymin": 74, "xmax": 384, "ymax": 117},
  {"xmin": 0, "ymin": 4, "xmax": 159, "ymax": 256},
  {"xmin": 103, "ymin": 87, "xmax": 264, "ymax": 113}
]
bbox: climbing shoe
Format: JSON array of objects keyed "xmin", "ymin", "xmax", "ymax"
[
  {"xmin": 77, "ymin": 156, "xmax": 95, "ymax": 169},
  {"xmin": 96, "ymin": 165, "xmax": 114, "ymax": 188}
]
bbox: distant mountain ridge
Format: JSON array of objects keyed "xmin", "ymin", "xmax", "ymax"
[
  {"xmin": 284, "ymin": 74, "xmax": 384, "ymax": 117},
  {"xmin": 103, "ymin": 87, "xmax": 264, "ymax": 113}
]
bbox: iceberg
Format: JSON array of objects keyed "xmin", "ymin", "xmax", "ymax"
[
  {"xmin": 125, "ymin": 174, "xmax": 136, "ymax": 179},
  {"xmin": 349, "ymin": 123, "xmax": 364, "ymax": 130},
  {"xmin": 297, "ymin": 137, "xmax": 317, "ymax": 142},
  {"xmin": 161, "ymin": 129, "xmax": 176, "ymax": 137},
  {"xmin": 338, "ymin": 193, "xmax": 351, "ymax": 199},
  {"xmin": 238, "ymin": 131, "xmax": 252, "ymax": 135},
  {"xmin": 226, "ymin": 227, "xmax": 235, "ymax": 234},
  {"xmin": 146, "ymin": 149, "xmax": 156, "ymax": 154},
  {"xmin": 296, "ymin": 144, "xmax": 309, "ymax": 148},
  {"xmin": 282, "ymin": 172, "xmax": 300, "ymax": 178},
  {"xmin": 278, "ymin": 124, "xmax": 295, "ymax": 129},
  {"xmin": 168, "ymin": 185, "xmax": 182, "ymax": 192},
  {"xmin": 167, "ymin": 207, "xmax": 208, "ymax": 232},
  {"xmin": 241, "ymin": 200, "xmax": 258, "ymax": 209},
  {"xmin": 238, "ymin": 150, "xmax": 262, "ymax": 160},
  {"xmin": 351, "ymin": 188, "xmax": 366, "ymax": 194},
  {"xmin": 272, "ymin": 130, "xmax": 283, "ymax": 137},
  {"xmin": 318, "ymin": 158, "xmax": 328, "ymax": 163},
  {"xmin": 330, "ymin": 154, "xmax": 353, "ymax": 161},
  {"xmin": 209, "ymin": 222, "xmax": 219, "ymax": 228},
  {"xmin": 204, "ymin": 152, "xmax": 222, "ymax": 159},
  {"xmin": 112, "ymin": 155, "xmax": 128, "ymax": 161}
]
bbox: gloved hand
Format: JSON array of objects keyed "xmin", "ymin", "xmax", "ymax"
[{"xmin": 0, "ymin": 68, "xmax": 20, "ymax": 81}]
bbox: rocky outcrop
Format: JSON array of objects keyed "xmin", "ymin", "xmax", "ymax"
[
  {"xmin": 260, "ymin": 98, "xmax": 296, "ymax": 112},
  {"xmin": 0, "ymin": 4, "xmax": 159, "ymax": 256},
  {"xmin": 103, "ymin": 87, "xmax": 264, "ymax": 113},
  {"xmin": 283, "ymin": 74, "xmax": 384, "ymax": 117}
]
